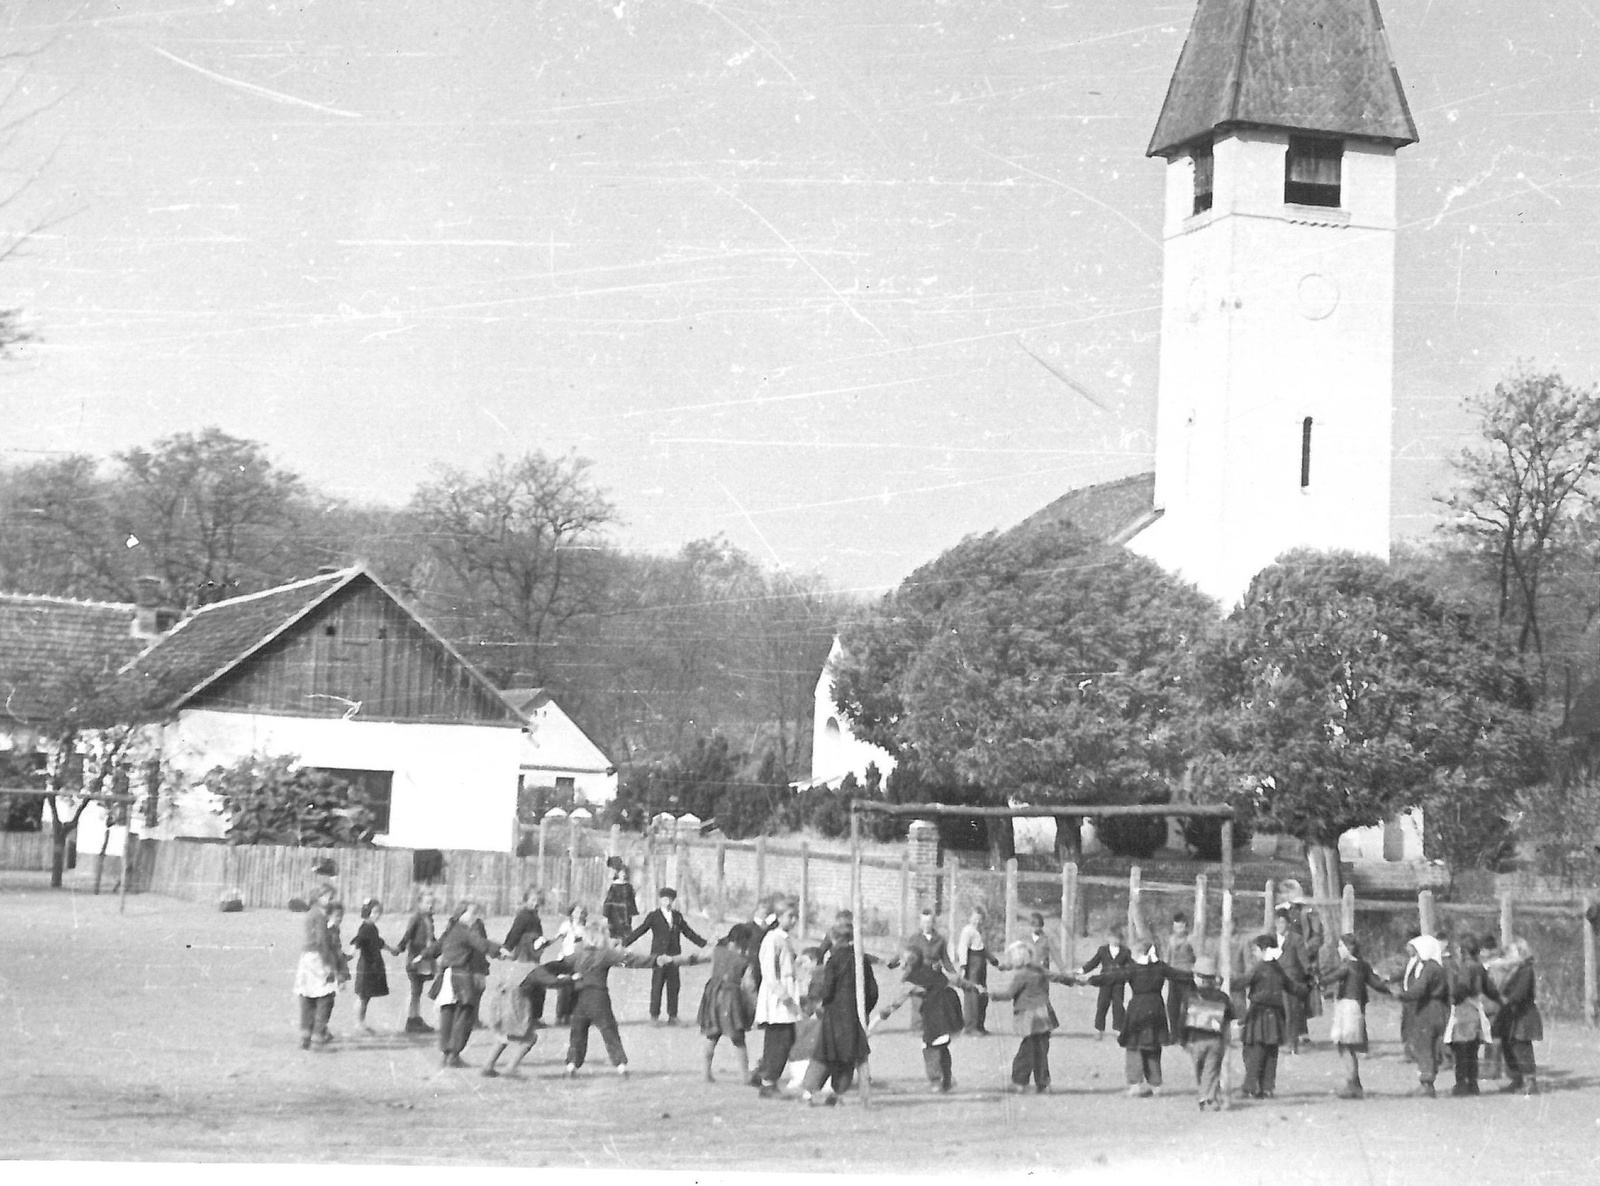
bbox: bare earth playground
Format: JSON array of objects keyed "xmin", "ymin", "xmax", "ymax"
[{"xmin": 3, "ymin": 874, "xmax": 1599, "ymax": 1183}]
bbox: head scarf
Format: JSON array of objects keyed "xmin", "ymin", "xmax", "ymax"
[
  {"xmin": 1132, "ymin": 938, "xmax": 1158, "ymax": 964},
  {"xmin": 1409, "ymin": 935, "xmax": 1443, "ymax": 964}
]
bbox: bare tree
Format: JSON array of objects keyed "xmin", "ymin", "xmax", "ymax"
[
  {"xmin": 1446, "ymin": 365, "xmax": 1600, "ymax": 682},
  {"xmin": 410, "ymin": 452, "xmax": 616, "ymax": 679}
]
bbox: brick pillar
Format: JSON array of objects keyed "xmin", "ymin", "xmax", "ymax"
[{"xmin": 907, "ymin": 819, "xmax": 941, "ymax": 913}]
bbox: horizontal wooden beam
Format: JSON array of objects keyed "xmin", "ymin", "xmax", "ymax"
[
  {"xmin": 0, "ymin": 786, "xmax": 137, "ymax": 803},
  {"xmin": 849, "ymin": 800, "xmax": 1233, "ymax": 821}
]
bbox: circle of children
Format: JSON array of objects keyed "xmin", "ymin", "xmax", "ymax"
[{"xmin": 292, "ymin": 861, "xmax": 1547, "ymax": 1107}]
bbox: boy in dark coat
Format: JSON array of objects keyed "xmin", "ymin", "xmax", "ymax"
[
  {"xmin": 988, "ymin": 940, "xmax": 1075, "ymax": 1093},
  {"xmin": 551, "ymin": 931, "xmax": 688, "ymax": 1076},
  {"xmin": 502, "ymin": 886, "xmax": 550, "ymax": 1024},
  {"xmin": 624, "ymin": 887, "xmax": 707, "ymax": 1024},
  {"xmin": 799, "ymin": 921, "xmax": 879, "ymax": 1105},
  {"xmin": 1181, "ymin": 955, "xmax": 1235, "ymax": 1110},
  {"xmin": 1079, "ymin": 924, "xmax": 1132, "ymax": 1040}
]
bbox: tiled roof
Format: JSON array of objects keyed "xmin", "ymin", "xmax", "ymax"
[
  {"xmin": 1148, "ymin": 0, "xmax": 1418, "ymax": 157},
  {"xmin": 0, "ymin": 594, "xmax": 145, "ymax": 725},
  {"xmin": 116, "ymin": 569, "xmax": 357, "ymax": 714},
  {"xmin": 1012, "ymin": 472, "xmax": 1159, "ymax": 545}
]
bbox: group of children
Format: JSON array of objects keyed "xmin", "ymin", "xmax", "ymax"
[{"xmin": 290, "ymin": 859, "xmax": 1548, "ymax": 1107}]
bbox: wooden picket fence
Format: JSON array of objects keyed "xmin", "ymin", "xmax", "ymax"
[{"xmin": 0, "ymin": 831, "xmax": 50, "ymax": 871}]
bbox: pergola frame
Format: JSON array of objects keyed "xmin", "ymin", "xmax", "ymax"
[{"xmin": 843, "ymin": 799, "xmax": 1236, "ymax": 1107}]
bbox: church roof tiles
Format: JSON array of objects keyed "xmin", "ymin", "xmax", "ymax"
[{"xmin": 1148, "ymin": 0, "xmax": 1418, "ymax": 158}]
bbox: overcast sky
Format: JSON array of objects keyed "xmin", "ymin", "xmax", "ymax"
[{"xmin": 0, "ymin": 0, "xmax": 1595, "ymax": 593}]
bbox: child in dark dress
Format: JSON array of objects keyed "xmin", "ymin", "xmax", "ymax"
[
  {"xmin": 350, "ymin": 898, "xmax": 399, "ymax": 1033},
  {"xmin": 1240, "ymin": 933, "xmax": 1302, "ymax": 1099},
  {"xmin": 698, "ymin": 923, "xmax": 759, "ymax": 1083},
  {"xmin": 1080, "ymin": 937, "xmax": 1194, "ymax": 1097}
]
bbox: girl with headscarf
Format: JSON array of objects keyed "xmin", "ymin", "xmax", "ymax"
[
  {"xmin": 1490, "ymin": 938, "xmax": 1542, "ymax": 1095},
  {"xmin": 697, "ymin": 922, "xmax": 759, "ymax": 1083},
  {"xmin": 1239, "ymin": 934, "xmax": 1302, "ymax": 1099},
  {"xmin": 1391, "ymin": 934, "xmax": 1450, "ymax": 1097},
  {"xmin": 1319, "ymin": 933, "xmax": 1389, "ymax": 1098},
  {"xmin": 1079, "ymin": 936, "xmax": 1194, "ymax": 1097},
  {"xmin": 988, "ymin": 939, "xmax": 1076, "ymax": 1094},
  {"xmin": 1444, "ymin": 933, "xmax": 1500, "ymax": 1096},
  {"xmin": 293, "ymin": 884, "xmax": 347, "ymax": 1050}
]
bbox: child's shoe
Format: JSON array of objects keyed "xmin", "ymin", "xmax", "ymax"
[
  {"xmin": 564, "ymin": 1064, "xmax": 578, "ymax": 1078},
  {"xmin": 616, "ymin": 1064, "xmax": 629, "ymax": 1078}
]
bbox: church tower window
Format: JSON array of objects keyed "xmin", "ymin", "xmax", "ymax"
[
  {"xmin": 1300, "ymin": 417, "xmax": 1314, "ymax": 489},
  {"xmin": 1191, "ymin": 141, "xmax": 1214, "ymax": 215},
  {"xmin": 1284, "ymin": 136, "xmax": 1343, "ymax": 207}
]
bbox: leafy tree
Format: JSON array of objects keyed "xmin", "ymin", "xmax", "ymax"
[
  {"xmin": 115, "ymin": 427, "xmax": 308, "ymax": 604},
  {"xmin": 0, "ymin": 455, "xmax": 127, "ymax": 599},
  {"xmin": 212, "ymin": 754, "xmax": 375, "ymax": 847},
  {"xmin": 409, "ymin": 452, "xmax": 615, "ymax": 683},
  {"xmin": 1190, "ymin": 551, "xmax": 1548, "ymax": 916},
  {"xmin": 1096, "ymin": 811, "xmax": 1169, "ymax": 859},
  {"xmin": 830, "ymin": 518, "xmax": 1218, "ymax": 863},
  {"xmin": 1445, "ymin": 365, "xmax": 1600, "ymax": 682}
]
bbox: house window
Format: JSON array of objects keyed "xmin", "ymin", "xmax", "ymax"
[
  {"xmin": 1285, "ymin": 136, "xmax": 1342, "ymax": 207},
  {"xmin": 1300, "ymin": 417, "xmax": 1314, "ymax": 489},
  {"xmin": 555, "ymin": 776, "xmax": 575, "ymax": 795},
  {"xmin": 311, "ymin": 767, "xmax": 393, "ymax": 834},
  {"xmin": 1192, "ymin": 142, "xmax": 1214, "ymax": 215}
]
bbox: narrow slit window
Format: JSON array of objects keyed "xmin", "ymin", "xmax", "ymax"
[
  {"xmin": 1300, "ymin": 417, "xmax": 1314, "ymax": 489},
  {"xmin": 1192, "ymin": 142, "xmax": 1214, "ymax": 215},
  {"xmin": 1285, "ymin": 136, "xmax": 1342, "ymax": 207}
]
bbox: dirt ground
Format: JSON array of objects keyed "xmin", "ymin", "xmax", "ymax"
[{"xmin": 4, "ymin": 874, "xmax": 1600, "ymax": 1183}]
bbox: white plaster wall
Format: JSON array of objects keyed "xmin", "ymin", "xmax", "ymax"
[
  {"xmin": 810, "ymin": 639, "xmax": 896, "ymax": 787},
  {"xmin": 1133, "ymin": 131, "xmax": 1398, "ymax": 608},
  {"xmin": 518, "ymin": 698, "xmax": 618, "ymax": 804},
  {"xmin": 147, "ymin": 710, "xmax": 524, "ymax": 852}
]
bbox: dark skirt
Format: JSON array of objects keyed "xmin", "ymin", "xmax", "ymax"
[
  {"xmin": 920, "ymin": 984, "xmax": 964, "ymax": 1045},
  {"xmin": 1242, "ymin": 1002, "xmax": 1286, "ymax": 1047},
  {"xmin": 1118, "ymin": 991, "xmax": 1169, "ymax": 1051},
  {"xmin": 698, "ymin": 980, "xmax": 754, "ymax": 1041},
  {"xmin": 355, "ymin": 958, "xmax": 389, "ymax": 1000}
]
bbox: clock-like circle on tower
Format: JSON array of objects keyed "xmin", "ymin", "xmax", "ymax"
[{"xmin": 1296, "ymin": 273, "xmax": 1340, "ymax": 320}]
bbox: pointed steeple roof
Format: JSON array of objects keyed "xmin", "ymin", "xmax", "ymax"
[{"xmin": 1148, "ymin": 0, "xmax": 1418, "ymax": 158}]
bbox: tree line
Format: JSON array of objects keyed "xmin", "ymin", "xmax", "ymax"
[
  {"xmin": 829, "ymin": 365, "xmax": 1600, "ymax": 899},
  {"xmin": 0, "ymin": 429, "xmax": 846, "ymax": 789}
]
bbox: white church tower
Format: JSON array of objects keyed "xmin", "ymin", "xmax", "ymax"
[{"xmin": 1127, "ymin": 0, "xmax": 1419, "ymax": 606}]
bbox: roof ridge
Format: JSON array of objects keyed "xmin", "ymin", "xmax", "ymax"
[
  {"xmin": 186, "ymin": 567, "xmax": 357, "ymax": 615},
  {"xmin": 0, "ymin": 591, "xmax": 136, "ymax": 610}
]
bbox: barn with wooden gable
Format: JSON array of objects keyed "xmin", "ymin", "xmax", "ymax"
[{"xmin": 109, "ymin": 565, "xmax": 533, "ymax": 852}]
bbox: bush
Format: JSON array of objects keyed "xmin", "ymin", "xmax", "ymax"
[
  {"xmin": 1096, "ymin": 813, "xmax": 1168, "ymax": 859},
  {"xmin": 213, "ymin": 753, "xmax": 376, "ymax": 847},
  {"xmin": 1182, "ymin": 814, "xmax": 1252, "ymax": 861}
]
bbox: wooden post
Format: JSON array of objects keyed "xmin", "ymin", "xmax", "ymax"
[
  {"xmin": 715, "ymin": 836, "xmax": 727, "ymax": 923},
  {"xmin": 566, "ymin": 817, "xmax": 578, "ymax": 906},
  {"xmin": 899, "ymin": 849, "xmax": 911, "ymax": 938},
  {"xmin": 1127, "ymin": 866, "xmax": 1143, "ymax": 942},
  {"xmin": 755, "ymin": 836, "xmax": 767, "ymax": 907},
  {"xmin": 1500, "ymin": 892, "xmax": 1514, "ymax": 949},
  {"xmin": 1418, "ymin": 889, "xmax": 1436, "ymax": 937},
  {"xmin": 538, "ymin": 818, "xmax": 549, "ymax": 892},
  {"xmin": 119, "ymin": 829, "xmax": 131, "ymax": 914},
  {"xmin": 1341, "ymin": 883, "xmax": 1356, "ymax": 934},
  {"xmin": 608, "ymin": 823, "xmax": 620, "ymax": 858},
  {"xmin": 850, "ymin": 810, "xmax": 871, "ymax": 1108},
  {"xmin": 799, "ymin": 841, "xmax": 810, "ymax": 942},
  {"xmin": 1584, "ymin": 894, "xmax": 1597, "ymax": 1029},
  {"xmin": 1220, "ymin": 818, "xmax": 1234, "ymax": 891},
  {"xmin": 946, "ymin": 855, "xmax": 960, "ymax": 949},
  {"xmin": 1004, "ymin": 858, "xmax": 1020, "ymax": 947},
  {"xmin": 1061, "ymin": 861, "xmax": 1078, "ymax": 970},
  {"xmin": 1220, "ymin": 890, "xmax": 1235, "ymax": 995},
  {"xmin": 1192, "ymin": 872, "xmax": 1208, "ymax": 945},
  {"xmin": 1262, "ymin": 879, "xmax": 1276, "ymax": 932}
]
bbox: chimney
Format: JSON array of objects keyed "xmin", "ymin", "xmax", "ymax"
[{"xmin": 131, "ymin": 575, "xmax": 177, "ymax": 640}]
